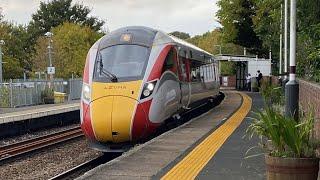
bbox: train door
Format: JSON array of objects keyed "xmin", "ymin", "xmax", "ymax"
[{"xmin": 178, "ymin": 50, "xmax": 191, "ymax": 109}]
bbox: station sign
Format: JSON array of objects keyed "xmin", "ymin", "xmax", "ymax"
[{"xmin": 47, "ymin": 67, "xmax": 55, "ymax": 75}]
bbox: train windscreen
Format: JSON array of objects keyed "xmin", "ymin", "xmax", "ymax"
[{"xmin": 94, "ymin": 45, "xmax": 150, "ymax": 82}]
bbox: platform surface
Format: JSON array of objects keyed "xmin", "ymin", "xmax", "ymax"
[
  {"xmin": 0, "ymin": 101, "xmax": 80, "ymax": 124},
  {"xmin": 78, "ymin": 91, "xmax": 263, "ymax": 180},
  {"xmin": 195, "ymin": 92, "xmax": 265, "ymax": 179}
]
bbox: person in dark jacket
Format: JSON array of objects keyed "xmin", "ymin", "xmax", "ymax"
[{"xmin": 257, "ymin": 70, "xmax": 263, "ymax": 87}]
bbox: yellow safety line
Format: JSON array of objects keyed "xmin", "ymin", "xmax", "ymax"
[{"xmin": 161, "ymin": 92, "xmax": 252, "ymax": 180}]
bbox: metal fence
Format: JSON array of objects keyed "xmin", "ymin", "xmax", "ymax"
[{"xmin": 0, "ymin": 78, "xmax": 82, "ymax": 108}]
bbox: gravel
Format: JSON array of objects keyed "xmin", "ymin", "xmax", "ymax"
[
  {"xmin": 0, "ymin": 137, "xmax": 103, "ymax": 180},
  {"xmin": 0, "ymin": 124, "xmax": 80, "ymax": 147}
]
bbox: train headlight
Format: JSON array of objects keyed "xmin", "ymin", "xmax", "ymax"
[
  {"xmin": 143, "ymin": 89, "xmax": 151, "ymax": 97},
  {"xmin": 140, "ymin": 80, "xmax": 157, "ymax": 99},
  {"xmin": 82, "ymin": 84, "xmax": 91, "ymax": 101}
]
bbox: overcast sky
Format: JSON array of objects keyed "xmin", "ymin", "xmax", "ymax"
[{"xmin": 0, "ymin": 0, "xmax": 220, "ymax": 36}]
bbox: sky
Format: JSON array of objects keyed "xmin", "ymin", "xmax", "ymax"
[{"xmin": 0, "ymin": 0, "xmax": 220, "ymax": 36}]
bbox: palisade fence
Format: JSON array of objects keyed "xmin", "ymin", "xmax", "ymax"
[{"xmin": 0, "ymin": 78, "xmax": 83, "ymax": 108}]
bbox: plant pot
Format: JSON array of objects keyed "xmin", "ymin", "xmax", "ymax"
[{"xmin": 265, "ymin": 154, "xmax": 319, "ymax": 180}]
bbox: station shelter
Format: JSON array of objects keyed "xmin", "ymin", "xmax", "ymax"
[{"xmin": 215, "ymin": 55, "xmax": 272, "ymax": 90}]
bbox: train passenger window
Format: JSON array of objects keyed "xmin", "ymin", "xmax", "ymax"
[{"xmin": 190, "ymin": 61, "xmax": 204, "ymax": 82}]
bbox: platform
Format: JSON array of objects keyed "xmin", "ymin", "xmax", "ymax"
[
  {"xmin": 78, "ymin": 91, "xmax": 264, "ymax": 180},
  {"xmin": 0, "ymin": 101, "xmax": 80, "ymax": 124}
]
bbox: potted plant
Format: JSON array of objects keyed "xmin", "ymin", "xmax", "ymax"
[
  {"xmin": 41, "ymin": 87, "xmax": 54, "ymax": 104},
  {"xmin": 247, "ymin": 104, "xmax": 319, "ymax": 180}
]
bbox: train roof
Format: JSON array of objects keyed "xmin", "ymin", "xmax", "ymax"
[{"xmin": 100, "ymin": 26, "xmax": 214, "ymax": 62}]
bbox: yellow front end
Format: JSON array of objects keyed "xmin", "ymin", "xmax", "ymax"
[{"xmin": 90, "ymin": 80, "xmax": 142, "ymax": 143}]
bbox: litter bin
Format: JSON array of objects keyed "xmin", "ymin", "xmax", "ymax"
[{"xmin": 54, "ymin": 91, "xmax": 66, "ymax": 104}]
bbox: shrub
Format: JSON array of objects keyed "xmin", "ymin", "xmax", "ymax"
[
  {"xmin": 247, "ymin": 107, "xmax": 317, "ymax": 158},
  {"xmin": 41, "ymin": 87, "xmax": 54, "ymax": 103}
]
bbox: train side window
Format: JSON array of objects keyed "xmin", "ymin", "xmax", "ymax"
[
  {"xmin": 191, "ymin": 61, "xmax": 204, "ymax": 82},
  {"xmin": 162, "ymin": 48, "xmax": 177, "ymax": 74}
]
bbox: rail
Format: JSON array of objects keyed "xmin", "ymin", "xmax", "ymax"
[{"xmin": 0, "ymin": 126, "xmax": 83, "ymax": 162}]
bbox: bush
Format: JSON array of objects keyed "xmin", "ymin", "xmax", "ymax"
[
  {"xmin": 41, "ymin": 87, "xmax": 54, "ymax": 104},
  {"xmin": 247, "ymin": 107, "xmax": 317, "ymax": 158},
  {"xmin": 0, "ymin": 87, "xmax": 10, "ymax": 107},
  {"xmin": 260, "ymin": 79, "xmax": 283, "ymax": 106}
]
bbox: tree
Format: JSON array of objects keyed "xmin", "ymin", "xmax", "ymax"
[
  {"xmin": 0, "ymin": 22, "xmax": 24, "ymax": 79},
  {"xmin": 188, "ymin": 29, "xmax": 244, "ymax": 55},
  {"xmin": 217, "ymin": 0, "xmax": 263, "ymax": 54},
  {"xmin": 169, "ymin": 31, "xmax": 191, "ymax": 39},
  {"xmin": 187, "ymin": 29, "xmax": 243, "ymax": 76},
  {"xmin": 0, "ymin": 7, "xmax": 3, "ymax": 21},
  {"xmin": 28, "ymin": 0, "xmax": 105, "ymax": 40},
  {"xmin": 32, "ymin": 22, "xmax": 102, "ymax": 78}
]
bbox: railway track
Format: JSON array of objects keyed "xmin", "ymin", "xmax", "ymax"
[
  {"xmin": 50, "ymin": 153, "xmax": 121, "ymax": 180},
  {"xmin": 0, "ymin": 126, "xmax": 83, "ymax": 162}
]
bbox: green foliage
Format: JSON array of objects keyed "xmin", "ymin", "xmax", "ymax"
[
  {"xmin": 169, "ymin": 31, "xmax": 190, "ymax": 40},
  {"xmin": 217, "ymin": 0, "xmax": 262, "ymax": 54},
  {"xmin": 187, "ymin": 29, "xmax": 245, "ymax": 55},
  {"xmin": 247, "ymin": 107, "xmax": 317, "ymax": 158},
  {"xmin": 41, "ymin": 87, "xmax": 54, "ymax": 103},
  {"xmin": 260, "ymin": 79, "xmax": 283, "ymax": 106},
  {"xmin": 217, "ymin": 0, "xmax": 320, "ymax": 79},
  {"xmin": 32, "ymin": 22, "xmax": 102, "ymax": 78},
  {"xmin": 252, "ymin": 0, "xmax": 281, "ymax": 58},
  {"xmin": 0, "ymin": 22, "xmax": 29, "ymax": 79},
  {"xmin": 220, "ymin": 61, "xmax": 236, "ymax": 76},
  {"xmin": 28, "ymin": 0, "xmax": 105, "ymax": 39},
  {"xmin": 0, "ymin": 86, "xmax": 10, "ymax": 107}
]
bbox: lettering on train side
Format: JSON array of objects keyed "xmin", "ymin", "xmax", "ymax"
[{"xmin": 104, "ymin": 85, "xmax": 127, "ymax": 90}]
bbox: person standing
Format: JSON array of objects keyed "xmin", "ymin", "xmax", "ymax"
[
  {"xmin": 246, "ymin": 73, "xmax": 251, "ymax": 91},
  {"xmin": 257, "ymin": 70, "xmax": 263, "ymax": 88}
]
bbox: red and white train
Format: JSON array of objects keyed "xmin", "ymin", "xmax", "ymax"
[{"xmin": 80, "ymin": 26, "xmax": 220, "ymax": 151}]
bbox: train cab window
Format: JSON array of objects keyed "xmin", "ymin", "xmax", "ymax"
[
  {"xmin": 94, "ymin": 44, "xmax": 150, "ymax": 81},
  {"xmin": 162, "ymin": 48, "xmax": 177, "ymax": 74}
]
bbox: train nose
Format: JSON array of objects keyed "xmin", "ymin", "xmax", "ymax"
[
  {"xmin": 90, "ymin": 96, "xmax": 138, "ymax": 143},
  {"xmin": 90, "ymin": 81, "xmax": 142, "ymax": 143}
]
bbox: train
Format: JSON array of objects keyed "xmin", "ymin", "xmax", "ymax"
[{"xmin": 80, "ymin": 26, "xmax": 220, "ymax": 151}]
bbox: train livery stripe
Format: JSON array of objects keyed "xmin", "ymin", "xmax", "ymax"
[
  {"xmin": 161, "ymin": 92, "xmax": 252, "ymax": 180},
  {"xmin": 147, "ymin": 45, "xmax": 172, "ymax": 81}
]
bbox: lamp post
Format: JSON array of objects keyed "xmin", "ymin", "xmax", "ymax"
[
  {"xmin": 0, "ymin": 40, "xmax": 5, "ymax": 83},
  {"xmin": 45, "ymin": 32, "xmax": 54, "ymax": 88},
  {"xmin": 284, "ymin": 0, "xmax": 288, "ymax": 80},
  {"xmin": 285, "ymin": 0, "xmax": 299, "ymax": 120},
  {"xmin": 279, "ymin": 4, "xmax": 283, "ymax": 75}
]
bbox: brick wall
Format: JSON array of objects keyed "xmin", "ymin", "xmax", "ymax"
[
  {"xmin": 220, "ymin": 76, "xmax": 236, "ymax": 87},
  {"xmin": 299, "ymin": 79, "xmax": 320, "ymax": 139}
]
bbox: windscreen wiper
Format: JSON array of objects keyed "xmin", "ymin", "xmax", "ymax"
[
  {"xmin": 100, "ymin": 67, "xmax": 118, "ymax": 82},
  {"xmin": 98, "ymin": 53, "xmax": 118, "ymax": 82}
]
